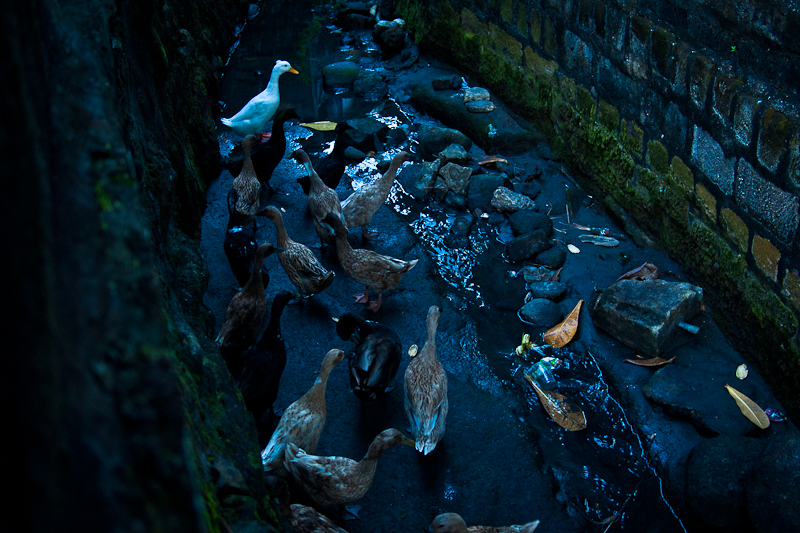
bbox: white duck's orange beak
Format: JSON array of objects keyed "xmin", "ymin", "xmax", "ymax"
[{"xmin": 289, "ymin": 67, "xmax": 299, "ymax": 74}]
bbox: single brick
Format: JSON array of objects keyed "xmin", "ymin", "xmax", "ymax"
[
  {"xmin": 782, "ymin": 270, "xmax": 800, "ymax": 312},
  {"xmin": 692, "ymin": 126, "xmax": 734, "ymax": 195},
  {"xmin": 751, "ymin": 234, "xmax": 781, "ymax": 282},
  {"xmin": 721, "ymin": 207, "xmax": 749, "ymax": 251},
  {"xmin": 689, "ymin": 54, "xmax": 717, "ymax": 112},
  {"xmin": 735, "ymin": 158, "xmax": 799, "ymax": 244},
  {"xmin": 695, "ymin": 182, "xmax": 718, "ymax": 222},
  {"xmin": 733, "ymin": 93, "xmax": 759, "ymax": 147},
  {"xmin": 757, "ymin": 107, "xmax": 792, "ymax": 173}
]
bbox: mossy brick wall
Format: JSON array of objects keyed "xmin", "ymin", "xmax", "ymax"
[{"xmin": 397, "ymin": 0, "xmax": 800, "ymax": 416}]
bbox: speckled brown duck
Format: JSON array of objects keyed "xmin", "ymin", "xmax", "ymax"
[
  {"xmin": 262, "ymin": 205, "xmax": 334, "ymax": 298},
  {"xmin": 232, "ymin": 134, "xmax": 262, "ymax": 216},
  {"xmin": 283, "ymin": 428, "xmax": 412, "ymax": 508},
  {"xmin": 215, "ymin": 243, "xmax": 276, "ymax": 358},
  {"xmin": 341, "ymin": 151, "xmax": 413, "ymax": 239},
  {"xmin": 261, "ymin": 348, "xmax": 345, "ymax": 475},
  {"xmin": 291, "ymin": 148, "xmax": 344, "ymax": 246},
  {"xmin": 429, "ymin": 512, "xmax": 540, "ymax": 533},
  {"xmin": 403, "ymin": 305, "xmax": 448, "ymax": 455},
  {"xmin": 265, "ymin": 475, "xmax": 349, "ymax": 533},
  {"xmin": 323, "ymin": 212, "xmax": 418, "ymax": 312}
]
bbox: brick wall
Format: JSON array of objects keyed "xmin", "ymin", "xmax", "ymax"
[{"xmin": 398, "ymin": 0, "xmax": 800, "ymax": 414}]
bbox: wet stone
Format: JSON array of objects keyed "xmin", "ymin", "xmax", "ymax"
[
  {"xmin": 437, "ymin": 143, "xmax": 469, "ymax": 165},
  {"xmin": 685, "ymin": 435, "xmax": 766, "ymax": 529},
  {"xmin": 747, "ymin": 432, "xmax": 800, "ymax": 532},
  {"xmin": 445, "ymin": 190, "xmax": 468, "ymax": 211},
  {"xmin": 464, "ymin": 86, "xmax": 490, "ymax": 102},
  {"xmin": 589, "ymin": 279, "xmax": 703, "ymax": 356},
  {"xmin": 344, "ymin": 146, "xmax": 366, "ymax": 161},
  {"xmin": 467, "ymin": 174, "xmax": 509, "ymax": 213},
  {"xmin": 491, "ymin": 186, "xmax": 536, "ymax": 212},
  {"xmin": 509, "ymin": 210, "xmax": 552, "ymax": 237},
  {"xmin": 513, "ymin": 181, "xmax": 542, "ymax": 199},
  {"xmin": 487, "ymin": 212, "xmax": 506, "ymax": 225},
  {"xmin": 372, "ymin": 18, "xmax": 406, "ymax": 58},
  {"xmin": 396, "ymin": 163, "xmax": 428, "ymax": 200},
  {"xmin": 465, "ymin": 100, "xmax": 496, "ymax": 113},
  {"xmin": 440, "ymin": 162, "xmax": 473, "ymax": 194},
  {"xmin": 505, "ymin": 229, "xmax": 552, "ymax": 262},
  {"xmin": 519, "ymin": 298, "xmax": 563, "ymax": 327},
  {"xmin": 343, "ymin": 117, "xmax": 389, "ymax": 152},
  {"xmin": 526, "ymin": 281, "xmax": 568, "ymax": 301},
  {"xmin": 353, "ymin": 70, "xmax": 383, "ymax": 95},
  {"xmin": 534, "ymin": 246, "xmax": 566, "ymax": 269},
  {"xmin": 417, "ymin": 123, "xmax": 473, "ymax": 159}
]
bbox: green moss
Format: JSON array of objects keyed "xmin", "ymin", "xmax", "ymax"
[
  {"xmin": 620, "ymin": 119, "xmax": 643, "ymax": 159},
  {"xmin": 651, "ymin": 27, "xmax": 675, "ymax": 76},
  {"xmin": 743, "ymin": 272, "xmax": 798, "ymax": 338},
  {"xmin": 517, "ymin": 3, "xmax": 527, "ymax": 35},
  {"xmin": 530, "ymin": 9, "xmax": 542, "ymax": 43},
  {"xmin": 670, "ymin": 156, "xmax": 694, "ymax": 193},
  {"xmin": 500, "ymin": 0, "xmax": 513, "ymax": 24},
  {"xmin": 597, "ymin": 100, "xmax": 618, "ymax": 132},
  {"xmin": 647, "ymin": 140, "xmax": 669, "ymax": 174},
  {"xmin": 576, "ymin": 86, "xmax": 595, "ymax": 119}
]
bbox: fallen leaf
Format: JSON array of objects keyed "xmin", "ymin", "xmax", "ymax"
[
  {"xmin": 579, "ymin": 234, "xmax": 619, "ymax": 247},
  {"xmin": 408, "ymin": 344, "xmax": 418, "ymax": 357},
  {"xmin": 567, "ymin": 244, "xmax": 580, "ymax": 254},
  {"xmin": 736, "ymin": 364, "xmax": 748, "ymax": 379},
  {"xmin": 725, "ymin": 384, "xmax": 770, "ymax": 429},
  {"xmin": 616, "ymin": 262, "xmax": 659, "ymax": 282},
  {"xmin": 300, "ymin": 121, "xmax": 338, "ymax": 131},
  {"xmin": 525, "ymin": 374, "xmax": 587, "ymax": 431},
  {"xmin": 543, "ymin": 300, "xmax": 583, "ymax": 348},
  {"xmin": 624, "ymin": 356, "xmax": 675, "ymax": 367},
  {"xmin": 477, "ymin": 155, "xmax": 508, "ymax": 166}
]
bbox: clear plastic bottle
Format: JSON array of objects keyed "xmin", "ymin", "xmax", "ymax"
[{"xmin": 529, "ymin": 357, "xmax": 560, "ymax": 389}]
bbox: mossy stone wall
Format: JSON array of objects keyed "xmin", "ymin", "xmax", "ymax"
[{"xmin": 397, "ymin": 0, "xmax": 800, "ymax": 416}]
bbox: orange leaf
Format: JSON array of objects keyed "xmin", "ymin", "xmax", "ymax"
[
  {"xmin": 624, "ymin": 356, "xmax": 675, "ymax": 367},
  {"xmin": 525, "ymin": 374, "xmax": 587, "ymax": 431},
  {"xmin": 543, "ymin": 300, "xmax": 583, "ymax": 348},
  {"xmin": 725, "ymin": 384, "xmax": 770, "ymax": 429},
  {"xmin": 616, "ymin": 262, "xmax": 659, "ymax": 282},
  {"xmin": 478, "ymin": 155, "xmax": 508, "ymax": 166}
]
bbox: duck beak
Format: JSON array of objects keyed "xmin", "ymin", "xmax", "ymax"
[
  {"xmin": 401, "ymin": 436, "xmax": 416, "ymax": 447},
  {"xmin": 289, "ymin": 67, "xmax": 299, "ymax": 74}
]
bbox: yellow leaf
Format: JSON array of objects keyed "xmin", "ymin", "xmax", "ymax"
[
  {"xmin": 624, "ymin": 356, "xmax": 675, "ymax": 367},
  {"xmin": 543, "ymin": 300, "xmax": 583, "ymax": 348},
  {"xmin": 525, "ymin": 374, "xmax": 586, "ymax": 431},
  {"xmin": 725, "ymin": 384, "xmax": 770, "ymax": 429},
  {"xmin": 300, "ymin": 121, "xmax": 338, "ymax": 131}
]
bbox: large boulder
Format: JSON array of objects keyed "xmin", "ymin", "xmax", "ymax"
[
  {"xmin": 416, "ymin": 123, "xmax": 472, "ymax": 160},
  {"xmin": 372, "ymin": 18, "xmax": 407, "ymax": 58},
  {"xmin": 509, "ymin": 210, "xmax": 552, "ymax": 237},
  {"xmin": 505, "ymin": 229, "xmax": 552, "ymax": 262},
  {"xmin": 343, "ymin": 117, "xmax": 390, "ymax": 152},
  {"xmin": 322, "ymin": 61, "xmax": 360, "ymax": 88}
]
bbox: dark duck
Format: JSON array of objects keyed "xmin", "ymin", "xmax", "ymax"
[
  {"xmin": 336, "ymin": 313, "xmax": 402, "ymax": 402},
  {"xmin": 292, "ymin": 148, "xmax": 345, "ymax": 247},
  {"xmin": 235, "ymin": 290, "xmax": 297, "ymax": 445},
  {"xmin": 224, "ymin": 188, "xmax": 270, "ymax": 289},
  {"xmin": 215, "ymin": 243, "xmax": 276, "ymax": 361},
  {"xmin": 296, "ymin": 122, "xmax": 352, "ymax": 194}
]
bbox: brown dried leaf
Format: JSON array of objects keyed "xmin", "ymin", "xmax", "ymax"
[
  {"xmin": 477, "ymin": 155, "xmax": 508, "ymax": 166},
  {"xmin": 725, "ymin": 384, "xmax": 770, "ymax": 429},
  {"xmin": 616, "ymin": 262, "xmax": 659, "ymax": 282},
  {"xmin": 543, "ymin": 300, "xmax": 583, "ymax": 348},
  {"xmin": 525, "ymin": 374, "xmax": 587, "ymax": 431},
  {"xmin": 624, "ymin": 356, "xmax": 675, "ymax": 367}
]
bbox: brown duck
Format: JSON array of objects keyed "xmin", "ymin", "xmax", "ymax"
[
  {"xmin": 341, "ymin": 151, "xmax": 413, "ymax": 239},
  {"xmin": 291, "ymin": 148, "xmax": 344, "ymax": 246},
  {"xmin": 430, "ymin": 513, "xmax": 540, "ymax": 533},
  {"xmin": 261, "ymin": 348, "xmax": 345, "ymax": 475},
  {"xmin": 265, "ymin": 475, "xmax": 348, "ymax": 533},
  {"xmin": 323, "ymin": 212, "xmax": 418, "ymax": 312},
  {"xmin": 283, "ymin": 428, "xmax": 412, "ymax": 508},
  {"xmin": 232, "ymin": 134, "xmax": 262, "ymax": 216},
  {"xmin": 215, "ymin": 243, "xmax": 276, "ymax": 357},
  {"xmin": 403, "ymin": 305, "xmax": 448, "ymax": 455},
  {"xmin": 262, "ymin": 205, "xmax": 334, "ymax": 298}
]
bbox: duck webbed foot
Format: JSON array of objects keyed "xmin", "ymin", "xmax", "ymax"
[
  {"xmin": 365, "ymin": 293, "xmax": 383, "ymax": 313},
  {"xmin": 257, "ymin": 132, "xmax": 271, "ymax": 142},
  {"xmin": 353, "ymin": 287, "xmax": 370, "ymax": 305}
]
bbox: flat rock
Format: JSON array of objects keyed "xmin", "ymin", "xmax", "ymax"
[
  {"xmin": 685, "ymin": 435, "xmax": 766, "ymax": 529},
  {"xmin": 589, "ymin": 280, "xmax": 703, "ymax": 356},
  {"xmin": 519, "ymin": 298, "xmax": 563, "ymax": 327},
  {"xmin": 322, "ymin": 61, "xmax": 360, "ymax": 87},
  {"xmin": 534, "ymin": 246, "xmax": 566, "ymax": 269},
  {"xmin": 509, "ymin": 210, "xmax": 551, "ymax": 237},
  {"xmin": 417, "ymin": 123, "xmax": 472, "ymax": 160},
  {"xmin": 504, "ymin": 229, "xmax": 552, "ymax": 262},
  {"xmin": 748, "ymin": 432, "xmax": 800, "ymax": 532},
  {"xmin": 410, "ymin": 82, "xmax": 544, "ymax": 154},
  {"xmin": 344, "ymin": 146, "xmax": 366, "ymax": 161},
  {"xmin": 437, "ymin": 143, "xmax": 469, "ymax": 165},
  {"xmin": 491, "ymin": 186, "xmax": 536, "ymax": 212},
  {"xmin": 513, "ymin": 181, "xmax": 542, "ymax": 199},
  {"xmin": 526, "ymin": 281, "xmax": 568, "ymax": 301},
  {"xmin": 432, "ymin": 75, "xmax": 461, "ymax": 90},
  {"xmin": 464, "ymin": 87, "xmax": 490, "ymax": 102},
  {"xmin": 466, "ymin": 100, "xmax": 496, "ymax": 113}
]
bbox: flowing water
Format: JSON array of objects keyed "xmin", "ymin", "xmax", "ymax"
[{"xmin": 209, "ymin": 2, "xmax": 687, "ymax": 531}]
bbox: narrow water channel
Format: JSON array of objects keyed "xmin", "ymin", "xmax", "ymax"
[{"xmin": 203, "ymin": 2, "xmax": 688, "ymax": 531}]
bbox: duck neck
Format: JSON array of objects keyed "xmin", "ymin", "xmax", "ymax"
[
  {"xmin": 270, "ymin": 212, "xmax": 289, "ymax": 247},
  {"xmin": 243, "ymin": 251, "xmax": 267, "ymax": 294}
]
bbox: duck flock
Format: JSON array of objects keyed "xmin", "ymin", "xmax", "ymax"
[{"xmin": 214, "ymin": 59, "xmax": 541, "ymax": 533}]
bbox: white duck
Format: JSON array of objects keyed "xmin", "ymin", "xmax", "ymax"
[{"xmin": 221, "ymin": 59, "xmax": 299, "ymax": 139}]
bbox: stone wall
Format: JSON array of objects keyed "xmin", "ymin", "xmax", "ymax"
[
  {"xmin": 397, "ymin": 0, "xmax": 800, "ymax": 415},
  {"xmin": 1, "ymin": 0, "xmax": 281, "ymax": 531}
]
